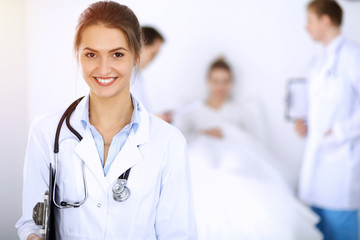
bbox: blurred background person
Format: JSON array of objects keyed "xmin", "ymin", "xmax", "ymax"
[
  {"xmin": 174, "ymin": 57, "xmax": 245, "ymax": 140},
  {"xmin": 174, "ymin": 57, "xmax": 322, "ymax": 240},
  {"xmin": 130, "ymin": 26, "xmax": 173, "ymax": 123},
  {"xmin": 4, "ymin": 0, "xmax": 360, "ymax": 238},
  {"xmin": 130, "ymin": 26, "xmax": 164, "ymax": 112},
  {"xmin": 295, "ymin": 1, "xmax": 360, "ymax": 239}
]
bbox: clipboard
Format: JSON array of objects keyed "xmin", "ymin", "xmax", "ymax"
[
  {"xmin": 285, "ymin": 78, "xmax": 308, "ymax": 121},
  {"xmin": 46, "ymin": 163, "xmax": 56, "ymax": 240},
  {"xmin": 32, "ymin": 163, "xmax": 56, "ymax": 239}
]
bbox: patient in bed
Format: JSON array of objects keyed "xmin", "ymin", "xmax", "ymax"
[{"xmin": 173, "ymin": 57, "xmax": 322, "ymax": 240}]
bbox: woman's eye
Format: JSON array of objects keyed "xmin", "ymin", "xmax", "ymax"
[
  {"xmin": 85, "ymin": 52, "xmax": 96, "ymax": 58},
  {"xmin": 113, "ymin": 52, "xmax": 123, "ymax": 58}
]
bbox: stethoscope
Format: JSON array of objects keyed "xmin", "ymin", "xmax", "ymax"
[
  {"xmin": 52, "ymin": 96, "xmax": 131, "ymax": 209},
  {"xmin": 310, "ymin": 39, "xmax": 345, "ymax": 99},
  {"xmin": 325, "ymin": 39, "xmax": 345, "ymax": 79}
]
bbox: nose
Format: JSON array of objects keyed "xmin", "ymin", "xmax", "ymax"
[{"xmin": 98, "ymin": 57, "xmax": 112, "ymax": 76}]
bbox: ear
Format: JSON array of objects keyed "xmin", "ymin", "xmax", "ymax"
[
  {"xmin": 321, "ymin": 14, "xmax": 332, "ymax": 26},
  {"xmin": 134, "ymin": 55, "xmax": 140, "ymax": 67}
]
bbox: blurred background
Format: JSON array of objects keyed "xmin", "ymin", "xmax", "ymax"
[{"xmin": 1, "ymin": 0, "xmax": 360, "ymax": 238}]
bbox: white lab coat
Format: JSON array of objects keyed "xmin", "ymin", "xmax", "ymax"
[
  {"xmin": 130, "ymin": 72, "xmax": 153, "ymax": 112},
  {"xmin": 16, "ymin": 96, "xmax": 197, "ymax": 240},
  {"xmin": 299, "ymin": 35, "xmax": 360, "ymax": 210}
]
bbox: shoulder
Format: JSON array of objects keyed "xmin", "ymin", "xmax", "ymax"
[
  {"xmin": 343, "ymin": 38, "xmax": 360, "ymax": 49},
  {"xmin": 30, "ymin": 108, "xmax": 65, "ymax": 135},
  {"xmin": 148, "ymin": 114, "xmax": 186, "ymax": 144},
  {"xmin": 342, "ymin": 39, "xmax": 360, "ymax": 58},
  {"xmin": 340, "ymin": 39, "xmax": 360, "ymax": 75},
  {"xmin": 26, "ymin": 108, "xmax": 67, "ymax": 155},
  {"xmin": 146, "ymin": 115, "xmax": 189, "ymax": 174}
]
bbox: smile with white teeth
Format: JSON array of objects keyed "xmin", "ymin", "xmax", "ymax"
[{"xmin": 95, "ymin": 77, "xmax": 116, "ymax": 84}]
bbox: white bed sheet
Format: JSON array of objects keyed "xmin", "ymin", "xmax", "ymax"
[{"xmin": 188, "ymin": 124, "xmax": 322, "ymax": 240}]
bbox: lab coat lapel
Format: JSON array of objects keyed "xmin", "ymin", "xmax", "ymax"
[
  {"xmin": 75, "ymin": 129, "xmax": 107, "ymax": 186},
  {"xmin": 105, "ymin": 135, "xmax": 143, "ymax": 183},
  {"xmin": 106, "ymin": 104, "xmax": 150, "ymax": 184}
]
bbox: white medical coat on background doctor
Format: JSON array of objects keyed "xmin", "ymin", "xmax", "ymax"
[
  {"xmin": 299, "ymin": 35, "xmax": 360, "ymax": 210},
  {"xmin": 16, "ymin": 95, "xmax": 197, "ymax": 240},
  {"xmin": 130, "ymin": 72, "xmax": 153, "ymax": 112}
]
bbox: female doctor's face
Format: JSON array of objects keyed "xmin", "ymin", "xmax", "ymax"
[
  {"xmin": 208, "ymin": 68, "xmax": 232, "ymax": 100},
  {"xmin": 79, "ymin": 24, "xmax": 136, "ymax": 99}
]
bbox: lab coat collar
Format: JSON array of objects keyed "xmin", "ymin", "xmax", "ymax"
[
  {"xmin": 70, "ymin": 95, "xmax": 90, "ymax": 132},
  {"xmin": 79, "ymin": 94, "xmax": 141, "ymax": 134},
  {"xmin": 129, "ymin": 100, "xmax": 150, "ymax": 145},
  {"xmin": 325, "ymin": 34, "xmax": 344, "ymax": 55},
  {"xmin": 70, "ymin": 94, "xmax": 150, "ymax": 148},
  {"xmin": 72, "ymin": 95, "xmax": 150, "ymax": 187},
  {"xmin": 74, "ymin": 129, "xmax": 107, "ymax": 187},
  {"xmin": 105, "ymin": 132, "xmax": 143, "ymax": 183},
  {"xmin": 65, "ymin": 96, "xmax": 104, "ymax": 181},
  {"xmin": 105, "ymin": 100, "xmax": 150, "ymax": 183}
]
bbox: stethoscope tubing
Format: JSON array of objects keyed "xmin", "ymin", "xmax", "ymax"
[
  {"xmin": 327, "ymin": 39, "xmax": 345, "ymax": 79},
  {"xmin": 51, "ymin": 96, "xmax": 132, "ymax": 208},
  {"xmin": 52, "ymin": 97, "xmax": 88, "ymax": 209}
]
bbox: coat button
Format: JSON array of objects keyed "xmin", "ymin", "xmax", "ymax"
[{"xmin": 97, "ymin": 203, "xmax": 101, "ymax": 208}]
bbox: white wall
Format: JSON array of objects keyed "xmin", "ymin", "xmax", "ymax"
[
  {"xmin": 25, "ymin": 0, "xmax": 360, "ymax": 189},
  {"xmin": 133, "ymin": 0, "xmax": 360, "ymax": 184},
  {"xmin": 0, "ymin": 0, "xmax": 27, "ymax": 239},
  {"xmin": 3, "ymin": 0, "xmax": 360, "ymax": 238}
]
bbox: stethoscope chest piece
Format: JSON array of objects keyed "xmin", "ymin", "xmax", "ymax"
[{"xmin": 112, "ymin": 179, "xmax": 131, "ymax": 202}]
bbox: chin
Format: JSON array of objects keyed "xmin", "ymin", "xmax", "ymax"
[
  {"xmin": 91, "ymin": 83, "xmax": 130, "ymax": 99},
  {"xmin": 92, "ymin": 89, "xmax": 127, "ymax": 100},
  {"xmin": 310, "ymin": 34, "xmax": 320, "ymax": 42},
  {"xmin": 216, "ymin": 92, "xmax": 228, "ymax": 99}
]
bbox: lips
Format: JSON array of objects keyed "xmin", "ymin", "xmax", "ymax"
[{"xmin": 93, "ymin": 77, "xmax": 117, "ymax": 86}]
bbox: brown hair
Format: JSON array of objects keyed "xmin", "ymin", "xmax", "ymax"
[
  {"xmin": 207, "ymin": 57, "xmax": 232, "ymax": 79},
  {"xmin": 74, "ymin": 1, "xmax": 141, "ymax": 61},
  {"xmin": 307, "ymin": 0, "xmax": 343, "ymax": 27},
  {"xmin": 141, "ymin": 26, "xmax": 165, "ymax": 46}
]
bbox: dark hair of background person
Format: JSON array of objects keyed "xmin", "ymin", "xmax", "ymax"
[
  {"xmin": 141, "ymin": 26, "xmax": 165, "ymax": 46},
  {"xmin": 307, "ymin": 0, "xmax": 343, "ymax": 27},
  {"xmin": 207, "ymin": 57, "xmax": 233, "ymax": 79},
  {"xmin": 74, "ymin": 1, "xmax": 141, "ymax": 61}
]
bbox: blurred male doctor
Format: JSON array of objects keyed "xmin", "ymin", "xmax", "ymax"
[
  {"xmin": 131, "ymin": 26, "xmax": 164, "ymax": 112},
  {"xmin": 295, "ymin": 1, "xmax": 360, "ymax": 239},
  {"xmin": 130, "ymin": 26, "xmax": 173, "ymax": 123}
]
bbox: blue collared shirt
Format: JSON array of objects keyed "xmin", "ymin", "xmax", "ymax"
[{"xmin": 80, "ymin": 96, "xmax": 141, "ymax": 176}]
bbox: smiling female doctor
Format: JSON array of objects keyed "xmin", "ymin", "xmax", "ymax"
[
  {"xmin": 295, "ymin": 1, "xmax": 360, "ymax": 239},
  {"xmin": 15, "ymin": 1, "xmax": 197, "ymax": 240}
]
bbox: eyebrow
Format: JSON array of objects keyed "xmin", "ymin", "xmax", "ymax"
[{"xmin": 82, "ymin": 47, "xmax": 129, "ymax": 53}]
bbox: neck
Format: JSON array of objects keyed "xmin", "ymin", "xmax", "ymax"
[
  {"xmin": 207, "ymin": 96, "xmax": 226, "ymax": 109},
  {"xmin": 321, "ymin": 27, "xmax": 341, "ymax": 46},
  {"xmin": 89, "ymin": 92, "xmax": 133, "ymax": 130}
]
